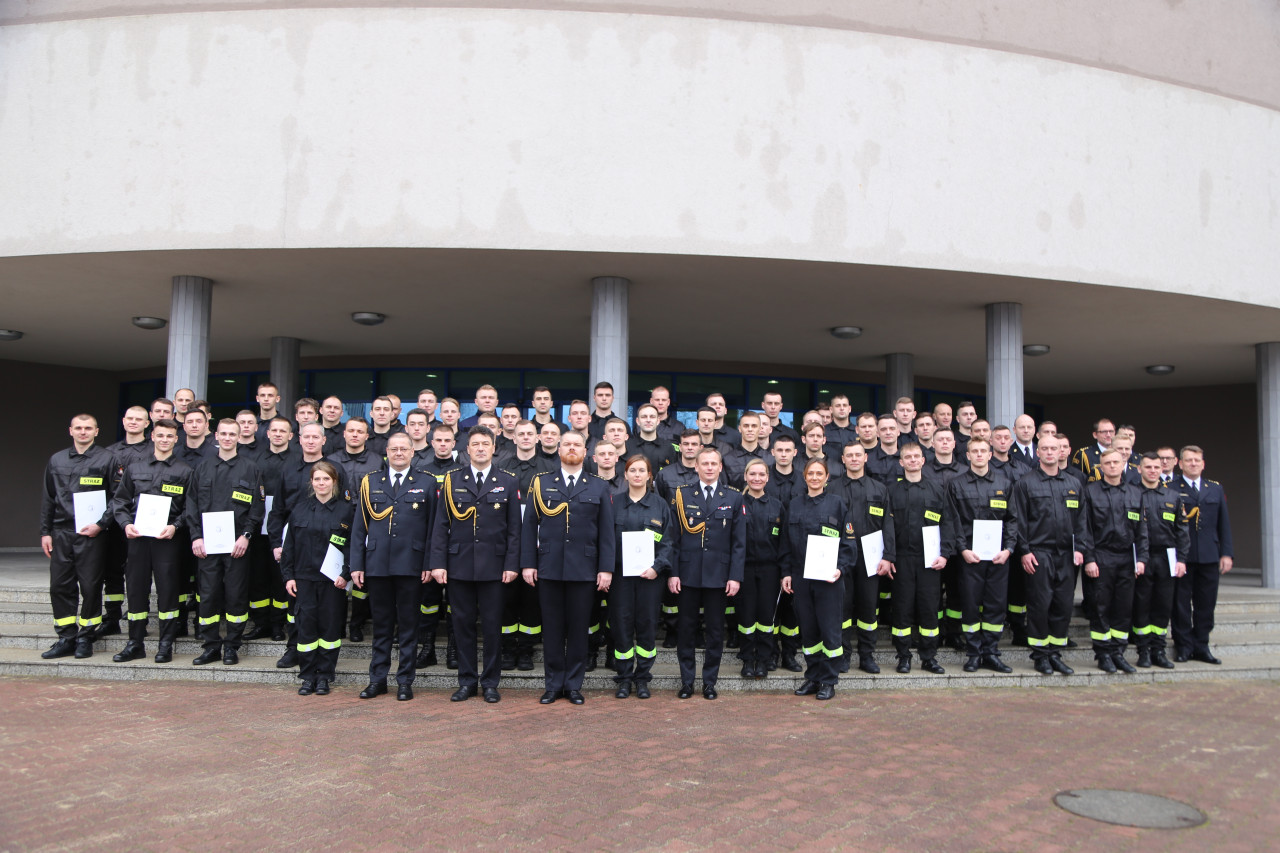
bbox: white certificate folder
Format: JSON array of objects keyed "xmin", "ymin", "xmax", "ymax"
[
  {"xmin": 803, "ymin": 535, "xmax": 839, "ymax": 580},
  {"xmin": 621, "ymin": 530, "xmax": 656, "ymax": 577},
  {"xmin": 73, "ymin": 490, "xmax": 106, "ymax": 533},
  {"xmin": 134, "ymin": 494, "xmax": 172, "ymax": 538}
]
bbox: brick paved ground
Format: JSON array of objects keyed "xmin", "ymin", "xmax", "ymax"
[{"xmin": 1, "ymin": 677, "xmax": 1276, "ymax": 852}]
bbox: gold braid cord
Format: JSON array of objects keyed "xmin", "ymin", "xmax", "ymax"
[
  {"xmin": 531, "ymin": 475, "xmax": 568, "ymax": 518},
  {"xmin": 444, "ymin": 472, "xmax": 476, "ymax": 523},
  {"xmin": 360, "ymin": 475, "xmax": 394, "ymax": 533},
  {"xmin": 675, "ymin": 486, "xmax": 706, "ymax": 535}
]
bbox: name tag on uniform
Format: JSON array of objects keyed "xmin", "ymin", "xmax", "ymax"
[
  {"xmin": 924, "ymin": 510, "xmax": 941, "ymax": 522},
  {"xmin": 231, "ymin": 490, "xmax": 253, "ymax": 503},
  {"xmin": 329, "ymin": 534, "xmax": 347, "ymax": 547},
  {"xmin": 1127, "ymin": 510, "xmax": 1140, "ymax": 521},
  {"xmin": 821, "ymin": 526, "xmax": 838, "ymax": 537},
  {"xmin": 1065, "ymin": 499, "xmax": 1079, "ymax": 509},
  {"xmin": 868, "ymin": 506, "xmax": 884, "ymax": 517},
  {"xmin": 771, "ymin": 527, "xmax": 779, "ymax": 536},
  {"xmin": 161, "ymin": 483, "xmax": 184, "ymax": 495},
  {"xmin": 79, "ymin": 476, "xmax": 103, "ymax": 486},
  {"xmin": 651, "ymin": 531, "xmax": 663, "ymax": 543},
  {"xmin": 1162, "ymin": 512, "xmax": 1175, "ymax": 522},
  {"xmin": 990, "ymin": 499, "xmax": 1007, "ymax": 509}
]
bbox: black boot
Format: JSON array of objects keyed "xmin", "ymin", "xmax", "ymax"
[
  {"xmin": 41, "ymin": 637, "xmax": 76, "ymax": 659},
  {"xmin": 446, "ymin": 633, "xmax": 458, "ymax": 670},
  {"xmin": 1135, "ymin": 648, "xmax": 1152, "ymax": 668},
  {"xmin": 1151, "ymin": 648, "xmax": 1175, "ymax": 669}
]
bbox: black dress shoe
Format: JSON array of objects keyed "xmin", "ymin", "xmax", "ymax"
[
  {"xmin": 74, "ymin": 639, "xmax": 93, "ymax": 659},
  {"xmin": 539, "ymin": 690, "xmax": 558, "ymax": 704},
  {"xmin": 1192, "ymin": 650, "xmax": 1222, "ymax": 665},
  {"xmin": 315, "ymin": 679, "xmax": 330, "ymax": 695},
  {"xmin": 416, "ymin": 649, "xmax": 438, "ymax": 669},
  {"xmin": 780, "ymin": 653, "xmax": 803, "ymax": 672},
  {"xmin": 516, "ymin": 650, "xmax": 534, "ymax": 671},
  {"xmin": 896, "ymin": 657, "xmax": 911, "ymax": 674},
  {"xmin": 702, "ymin": 684, "xmax": 717, "ymax": 700},
  {"xmin": 359, "ymin": 681, "xmax": 388, "ymax": 699},
  {"xmin": 1034, "ymin": 657, "xmax": 1054, "ymax": 675},
  {"xmin": 859, "ymin": 657, "xmax": 881, "ymax": 675},
  {"xmin": 223, "ymin": 649, "xmax": 239, "ymax": 666},
  {"xmin": 615, "ymin": 681, "xmax": 632, "ymax": 699},
  {"xmin": 243, "ymin": 624, "xmax": 273, "ymax": 641},
  {"xmin": 113, "ymin": 642, "xmax": 146, "ymax": 662},
  {"xmin": 566, "ymin": 690, "xmax": 585, "ymax": 705},
  {"xmin": 96, "ymin": 619, "xmax": 122, "ymax": 638},
  {"xmin": 1174, "ymin": 651, "xmax": 1190, "ymax": 663},
  {"xmin": 192, "ymin": 648, "xmax": 222, "ymax": 666},
  {"xmin": 983, "ymin": 655, "xmax": 1013, "ymax": 674},
  {"xmin": 154, "ymin": 645, "xmax": 173, "ymax": 664},
  {"xmin": 1097, "ymin": 655, "xmax": 1118, "ymax": 674},
  {"xmin": 794, "ymin": 680, "xmax": 819, "ymax": 696},
  {"xmin": 298, "ymin": 681, "xmax": 316, "ymax": 696},
  {"xmin": 1152, "ymin": 649, "xmax": 1176, "ymax": 669},
  {"xmin": 483, "ymin": 687, "xmax": 501, "ymax": 703},
  {"xmin": 1136, "ymin": 649, "xmax": 1152, "ymax": 668},
  {"xmin": 815, "ymin": 684, "xmax": 835, "ymax": 701},
  {"xmin": 921, "ymin": 659, "xmax": 946, "ymax": 675},
  {"xmin": 451, "ymin": 684, "xmax": 478, "ymax": 702},
  {"xmin": 677, "ymin": 683, "xmax": 694, "ymax": 699},
  {"xmin": 276, "ymin": 648, "xmax": 298, "ymax": 668},
  {"xmin": 636, "ymin": 682, "xmax": 651, "ymax": 699},
  {"xmin": 1049, "ymin": 655, "xmax": 1074, "ymax": 675},
  {"xmin": 397, "ymin": 685, "xmax": 414, "ymax": 701},
  {"xmin": 1112, "ymin": 653, "xmax": 1137, "ymax": 674},
  {"xmin": 41, "ymin": 638, "xmax": 76, "ymax": 659},
  {"xmin": 271, "ymin": 628, "xmax": 287, "ymax": 642},
  {"xmin": 963, "ymin": 656, "xmax": 980, "ymax": 673}
]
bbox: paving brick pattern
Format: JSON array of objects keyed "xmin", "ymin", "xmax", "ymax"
[{"xmin": 1, "ymin": 676, "xmax": 1276, "ymax": 852}]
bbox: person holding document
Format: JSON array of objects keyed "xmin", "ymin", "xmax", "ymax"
[
  {"xmin": 39, "ymin": 414, "xmax": 118, "ymax": 660},
  {"xmin": 281, "ymin": 461, "xmax": 354, "ymax": 696},
  {"xmin": 737, "ymin": 458, "xmax": 789, "ymax": 680},
  {"xmin": 884, "ymin": 444, "xmax": 952, "ymax": 675},
  {"xmin": 944, "ymin": 437, "xmax": 1018, "ymax": 673},
  {"xmin": 608, "ymin": 455, "xmax": 675, "ymax": 698},
  {"xmin": 109, "ymin": 420, "xmax": 194, "ymax": 664},
  {"xmin": 1133, "ymin": 452, "xmax": 1189, "ymax": 669},
  {"xmin": 781, "ymin": 459, "xmax": 855, "ymax": 699},
  {"xmin": 184, "ymin": 419, "xmax": 265, "ymax": 667}
]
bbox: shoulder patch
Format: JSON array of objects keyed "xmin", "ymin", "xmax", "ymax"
[
  {"xmin": 499, "ymin": 469, "xmax": 515, "ymax": 477},
  {"xmin": 723, "ymin": 485, "xmax": 741, "ymax": 493}
]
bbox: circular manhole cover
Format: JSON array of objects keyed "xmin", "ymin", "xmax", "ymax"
[{"xmin": 1053, "ymin": 789, "xmax": 1207, "ymax": 829}]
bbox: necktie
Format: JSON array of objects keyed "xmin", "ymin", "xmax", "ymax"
[
  {"xmin": 1194, "ymin": 480, "xmax": 1199, "ymax": 492},
  {"xmin": 393, "ymin": 472, "xmax": 402, "ymax": 494},
  {"xmin": 568, "ymin": 475, "xmax": 576, "ymax": 491},
  {"xmin": 476, "ymin": 471, "xmax": 484, "ymax": 490},
  {"xmin": 704, "ymin": 485, "xmax": 713, "ymax": 502}
]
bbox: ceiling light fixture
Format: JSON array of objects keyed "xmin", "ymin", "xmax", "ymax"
[
  {"xmin": 352, "ymin": 312, "xmax": 386, "ymax": 326},
  {"xmin": 0, "ymin": 329, "xmax": 23, "ymax": 341},
  {"xmin": 132, "ymin": 316, "xmax": 167, "ymax": 330},
  {"xmin": 830, "ymin": 326, "xmax": 862, "ymax": 340},
  {"xmin": 1023, "ymin": 344, "xmax": 1050, "ymax": 357},
  {"xmin": 1145, "ymin": 364, "xmax": 1175, "ymax": 376}
]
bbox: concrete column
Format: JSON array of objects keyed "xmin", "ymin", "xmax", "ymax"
[
  {"xmin": 589, "ymin": 276, "xmax": 629, "ymax": 417},
  {"xmin": 986, "ymin": 302, "xmax": 1024, "ymax": 429},
  {"xmin": 271, "ymin": 336, "xmax": 302, "ymax": 415},
  {"xmin": 1258, "ymin": 342, "xmax": 1280, "ymax": 589},
  {"xmin": 166, "ymin": 275, "xmax": 212, "ymax": 400},
  {"xmin": 884, "ymin": 353, "xmax": 914, "ymax": 410}
]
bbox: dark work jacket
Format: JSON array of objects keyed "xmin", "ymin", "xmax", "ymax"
[
  {"xmin": 945, "ymin": 468, "xmax": 1018, "ymax": 557},
  {"xmin": 656, "ymin": 460, "xmax": 699, "ymax": 502},
  {"xmin": 494, "ymin": 451, "xmax": 556, "ymax": 494},
  {"xmin": 350, "ymin": 468, "xmax": 435, "ymax": 578},
  {"xmin": 1082, "ymin": 479, "xmax": 1149, "ymax": 564},
  {"xmin": 826, "ymin": 474, "xmax": 895, "ymax": 569},
  {"xmin": 184, "ymin": 452, "xmax": 265, "ymax": 543},
  {"xmin": 613, "ymin": 489, "xmax": 676, "ymax": 577},
  {"xmin": 767, "ymin": 465, "xmax": 804, "ymax": 506},
  {"xmin": 521, "ymin": 471, "xmax": 616, "ymax": 582},
  {"xmin": 671, "ymin": 482, "xmax": 746, "ymax": 588},
  {"xmin": 112, "ymin": 454, "xmax": 194, "ymax": 532},
  {"xmin": 886, "ymin": 476, "xmax": 953, "ymax": 565},
  {"xmin": 631, "ymin": 436, "xmax": 674, "ymax": 474},
  {"xmin": 785, "ymin": 491, "xmax": 856, "ymax": 581},
  {"xmin": 742, "ymin": 492, "xmax": 789, "ymax": 570},
  {"xmin": 429, "ymin": 466, "xmax": 522, "ymax": 582},
  {"xmin": 280, "ymin": 496, "xmax": 353, "ymax": 583},
  {"xmin": 1138, "ymin": 483, "xmax": 1191, "ymax": 563},
  {"xmin": 41, "ymin": 445, "xmax": 118, "ymax": 535},
  {"xmin": 268, "ymin": 455, "xmax": 347, "ymax": 551},
  {"xmin": 1011, "ymin": 468, "xmax": 1090, "ymax": 556},
  {"xmin": 326, "ymin": 447, "xmax": 384, "ymax": 502}
]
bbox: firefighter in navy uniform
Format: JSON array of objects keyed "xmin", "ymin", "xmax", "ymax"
[
  {"xmin": 184, "ymin": 418, "xmax": 265, "ymax": 666},
  {"xmin": 109, "ymin": 420, "xmax": 195, "ymax": 664},
  {"xmin": 655, "ymin": 430, "xmax": 704, "ymax": 647},
  {"xmin": 521, "ymin": 431, "xmax": 616, "ymax": 705},
  {"xmin": 1171, "ymin": 445, "xmax": 1233, "ymax": 664},
  {"xmin": 1081, "ymin": 448, "xmax": 1149, "ymax": 674},
  {"xmin": 1133, "ymin": 452, "xmax": 1189, "ymax": 669},
  {"xmin": 737, "ymin": 458, "xmax": 788, "ymax": 679},
  {"xmin": 350, "ymin": 433, "xmax": 434, "ymax": 701},
  {"xmin": 432, "ymin": 427, "xmax": 523, "ymax": 703},
  {"xmin": 766, "ymin": 434, "xmax": 804, "ymax": 670},
  {"xmin": 669, "ymin": 447, "xmax": 745, "ymax": 700},
  {"xmin": 39, "ymin": 414, "xmax": 118, "ymax": 659}
]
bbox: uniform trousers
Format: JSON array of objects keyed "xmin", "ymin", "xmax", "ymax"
[
  {"xmin": 1086, "ymin": 549, "xmax": 1135, "ymax": 657},
  {"xmin": 1133, "ymin": 551, "xmax": 1176, "ymax": 653},
  {"xmin": 125, "ymin": 537, "xmax": 182, "ymax": 644},
  {"xmin": 775, "ymin": 591, "xmax": 799, "ymax": 657},
  {"xmin": 418, "ymin": 579, "xmax": 445, "ymax": 653},
  {"xmin": 661, "ymin": 587, "xmax": 680, "ymax": 642},
  {"xmin": 1006, "ymin": 563, "xmax": 1028, "ymax": 636},
  {"xmin": 247, "ymin": 537, "xmax": 287, "ymax": 631},
  {"xmin": 890, "ymin": 556, "xmax": 942, "ymax": 661},
  {"xmin": 939, "ymin": 556, "xmax": 964, "ymax": 643},
  {"xmin": 841, "ymin": 562, "xmax": 881, "ymax": 659},
  {"xmin": 1173, "ymin": 561, "xmax": 1220, "ymax": 657},
  {"xmin": 176, "ymin": 530, "xmax": 196, "ymax": 622},
  {"xmin": 196, "ymin": 553, "xmax": 249, "ymax": 652},
  {"xmin": 501, "ymin": 578, "xmax": 541, "ymax": 652},
  {"xmin": 609, "ymin": 574, "xmax": 662, "ymax": 684},
  {"xmin": 49, "ymin": 526, "xmax": 107, "ymax": 640},
  {"xmin": 677, "ymin": 585, "xmax": 726, "ymax": 686},
  {"xmin": 792, "ymin": 575, "xmax": 844, "ymax": 687},
  {"xmin": 736, "ymin": 561, "xmax": 781, "ymax": 667},
  {"xmin": 102, "ymin": 527, "xmax": 128, "ymax": 623},
  {"xmin": 349, "ymin": 584, "xmax": 371, "ymax": 632},
  {"xmin": 538, "ymin": 579, "xmax": 596, "ymax": 693},
  {"xmin": 1024, "ymin": 548, "xmax": 1075, "ymax": 661},
  {"xmin": 588, "ymin": 590, "xmax": 610, "ymax": 656},
  {"xmin": 960, "ymin": 558, "xmax": 1008, "ymax": 657},
  {"xmin": 294, "ymin": 578, "xmax": 345, "ymax": 682},
  {"xmin": 450, "ymin": 578, "xmax": 504, "ymax": 689},
  {"xmin": 366, "ymin": 575, "xmax": 421, "ymax": 686}
]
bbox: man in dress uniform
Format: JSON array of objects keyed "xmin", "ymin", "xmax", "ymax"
[
  {"xmin": 521, "ymin": 431, "xmax": 616, "ymax": 705},
  {"xmin": 184, "ymin": 419, "xmax": 265, "ymax": 666},
  {"xmin": 351, "ymin": 433, "xmax": 433, "ymax": 701},
  {"xmin": 1171, "ymin": 445, "xmax": 1233, "ymax": 664},
  {"xmin": 669, "ymin": 447, "xmax": 745, "ymax": 700},
  {"xmin": 1070, "ymin": 418, "xmax": 1115, "ymax": 482},
  {"xmin": 1012, "ymin": 415, "xmax": 1038, "ymax": 467},
  {"xmin": 39, "ymin": 414, "xmax": 117, "ymax": 659}
]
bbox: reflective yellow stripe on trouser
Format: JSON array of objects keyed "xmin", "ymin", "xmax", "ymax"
[
  {"xmin": 104, "ymin": 594, "xmax": 125, "ymax": 603},
  {"xmin": 614, "ymin": 646, "xmax": 635, "ymax": 660},
  {"xmin": 225, "ymin": 613, "xmax": 248, "ymax": 623},
  {"xmin": 53, "ymin": 615, "xmax": 77, "ymax": 627},
  {"xmin": 158, "ymin": 610, "xmax": 179, "ymax": 620},
  {"xmin": 317, "ymin": 638, "xmax": 341, "ymax": 650},
  {"xmin": 296, "ymin": 640, "xmax": 319, "ymax": 652},
  {"xmin": 519, "ymin": 624, "xmax": 541, "ymax": 636},
  {"xmin": 635, "ymin": 645, "xmax": 656, "ymax": 659},
  {"xmin": 78, "ymin": 615, "xmax": 102, "ymax": 627},
  {"xmin": 126, "ymin": 611, "xmax": 149, "ymax": 622},
  {"xmin": 249, "ymin": 598, "xmax": 270, "ymax": 610}
]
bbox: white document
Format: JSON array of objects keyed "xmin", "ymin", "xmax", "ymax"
[
  {"xmin": 134, "ymin": 493, "xmax": 172, "ymax": 538},
  {"xmin": 201, "ymin": 511, "xmax": 236, "ymax": 555},
  {"xmin": 804, "ymin": 535, "xmax": 840, "ymax": 581},
  {"xmin": 261, "ymin": 496, "xmax": 274, "ymax": 534},
  {"xmin": 72, "ymin": 490, "xmax": 106, "ymax": 533},
  {"xmin": 1167, "ymin": 547, "xmax": 1178, "ymax": 577},
  {"xmin": 621, "ymin": 530, "xmax": 656, "ymax": 577},
  {"xmin": 860, "ymin": 529, "xmax": 884, "ymax": 578},
  {"xmin": 972, "ymin": 519, "xmax": 1003, "ymax": 561},
  {"xmin": 922, "ymin": 525, "xmax": 941, "ymax": 568},
  {"xmin": 319, "ymin": 543, "xmax": 344, "ymax": 581}
]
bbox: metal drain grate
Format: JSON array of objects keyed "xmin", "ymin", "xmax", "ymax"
[{"xmin": 1053, "ymin": 789, "xmax": 1207, "ymax": 829}]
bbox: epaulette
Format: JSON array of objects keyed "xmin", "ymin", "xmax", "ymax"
[
  {"xmin": 443, "ymin": 466, "xmax": 465, "ymax": 475},
  {"xmin": 723, "ymin": 485, "xmax": 742, "ymax": 493},
  {"xmin": 532, "ymin": 471, "xmax": 550, "ymax": 478},
  {"xmin": 1207, "ymin": 479, "xmax": 1220, "ymax": 486},
  {"xmin": 499, "ymin": 468, "xmax": 516, "ymax": 478},
  {"xmin": 589, "ymin": 472, "xmax": 607, "ymax": 481}
]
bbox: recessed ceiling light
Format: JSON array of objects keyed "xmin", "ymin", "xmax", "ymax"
[
  {"xmin": 1145, "ymin": 364, "xmax": 1175, "ymax": 376},
  {"xmin": 830, "ymin": 326, "xmax": 862, "ymax": 340},
  {"xmin": 1023, "ymin": 344, "xmax": 1050, "ymax": 357},
  {"xmin": 132, "ymin": 316, "xmax": 167, "ymax": 330},
  {"xmin": 352, "ymin": 312, "xmax": 386, "ymax": 326},
  {"xmin": 0, "ymin": 329, "xmax": 23, "ymax": 342}
]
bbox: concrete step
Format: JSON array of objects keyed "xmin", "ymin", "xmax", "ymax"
[{"xmin": 2, "ymin": 645, "xmax": 1275, "ymax": 692}]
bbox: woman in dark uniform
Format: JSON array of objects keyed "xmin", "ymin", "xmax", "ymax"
[
  {"xmin": 738, "ymin": 458, "xmax": 788, "ymax": 679},
  {"xmin": 609, "ymin": 455, "xmax": 675, "ymax": 699},
  {"xmin": 281, "ymin": 461, "xmax": 354, "ymax": 696},
  {"xmin": 782, "ymin": 459, "xmax": 855, "ymax": 700}
]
